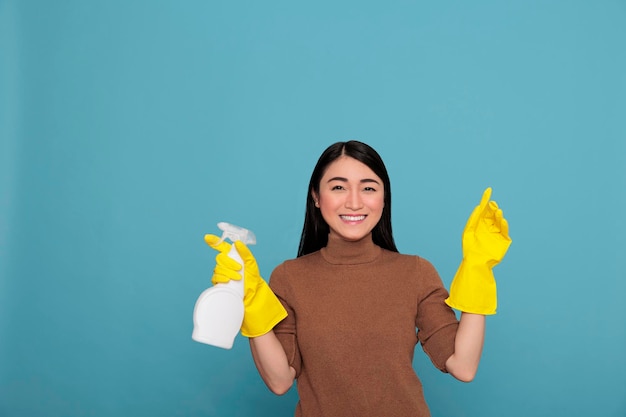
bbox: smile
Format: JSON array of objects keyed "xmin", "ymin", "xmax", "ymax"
[{"xmin": 340, "ymin": 215, "xmax": 366, "ymax": 221}]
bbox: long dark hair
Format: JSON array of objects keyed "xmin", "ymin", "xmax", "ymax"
[{"xmin": 297, "ymin": 140, "xmax": 398, "ymax": 257}]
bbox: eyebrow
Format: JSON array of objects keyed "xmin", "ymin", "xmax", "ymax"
[{"xmin": 326, "ymin": 176, "xmax": 381, "ymax": 185}]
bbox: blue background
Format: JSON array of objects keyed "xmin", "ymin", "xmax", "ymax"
[{"xmin": 1, "ymin": 1, "xmax": 625, "ymax": 416}]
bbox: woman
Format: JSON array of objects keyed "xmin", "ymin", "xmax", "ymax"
[{"xmin": 206, "ymin": 140, "xmax": 511, "ymax": 416}]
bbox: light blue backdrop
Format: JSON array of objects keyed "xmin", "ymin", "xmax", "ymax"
[{"xmin": 1, "ymin": 1, "xmax": 625, "ymax": 416}]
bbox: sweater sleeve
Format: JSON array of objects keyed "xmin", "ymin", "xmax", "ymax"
[
  {"xmin": 414, "ymin": 257, "xmax": 459, "ymax": 372},
  {"xmin": 268, "ymin": 263, "xmax": 303, "ymax": 377}
]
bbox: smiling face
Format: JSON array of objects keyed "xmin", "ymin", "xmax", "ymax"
[{"xmin": 312, "ymin": 156, "xmax": 385, "ymax": 243}]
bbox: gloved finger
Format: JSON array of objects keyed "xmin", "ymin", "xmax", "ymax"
[
  {"xmin": 215, "ymin": 252, "xmax": 242, "ymax": 271},
  {"xmin": 212, "ymin": 272, "xmax": 240, "ymax": 285},
  {"xmin": 211, "ymin": 272, "xmax": 231, "ymax": 284},
  {"xmin": 234, "ymin": 241, "xmax": 259, "ymax": 269},
  {"xmin": 500, "ymin": 217, "xmax": 511, "ymax": 240},
  {"xmin": 486, "ymin": 208, "xmax": 503, "ymax": 233},
  {"xmin": 479, "ymin": 187, "xmax": 492, "ymax": 211},
  {"xmin": 494, "ymin": 207, "xmax": 503, "ymax": 224},
  {"xmin": 465, "ymin": 187, "xmax": 493, "ymax": 232},
  {"xmin": 204, "ymin": 234, "xmax": 231, "ymax": 253},
  {"xmin": 213, "ymin": 264, "xmax": 243, "ymax": 281},
  {"xmin": 477, "ymin": 190, "xmax": 498, "ymax": 224}
]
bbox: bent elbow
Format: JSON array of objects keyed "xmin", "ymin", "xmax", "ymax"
[
  {"xmin": 260, "ymin": 364, "xmax": 296, "ymax": 396},
  {"xmin": 268, "ymin": 379, "xmax": 293, "ymax": 396},
  {"xmin": 452, "ymin": 368, "xmax": 477, "ymax": 383},
  {"xmin": 265, "ymin": 375, "xmax": 294, "ymax": 396},
  {"xmin": 446, "ymin": 354, "xmax": 479, "ymax": 383}
]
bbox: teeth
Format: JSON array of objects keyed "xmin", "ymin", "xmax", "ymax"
[{"xmin": 341, "ymin": 215, "xmax": 365, "ymax": 221}]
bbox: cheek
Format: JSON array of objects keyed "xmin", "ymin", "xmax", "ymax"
[
  {"xmin": 316, "ymin": 197, "xmax": 334, "ymax": 217},
  {"xmin": 366, "ymin": 195, "xmax": 385, "ymax": 212},
  {"xmin": 317, "ymin": 192, "xmax": 338, "ymax": 209},
  {"xmin": 319, "ymin": 201, "xmax": 338, "ymax": 218}
]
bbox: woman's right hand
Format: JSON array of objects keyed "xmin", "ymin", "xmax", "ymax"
[
  {"xmin": 204, "ymin": 234, "xmax": 288, "ymax": 338},
  {"xmin": 204, "ymin": 234, "xmax": 244, "ymax": 284}
]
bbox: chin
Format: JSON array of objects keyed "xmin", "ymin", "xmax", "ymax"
[{"xmin": 338, "ymin": 231, "xmax": 372, "ymax": 242}]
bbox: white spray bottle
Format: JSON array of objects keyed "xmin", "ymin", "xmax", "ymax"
[{"xmin": 192, "ymin": 222, "xmax": 256, "ymax": 349}]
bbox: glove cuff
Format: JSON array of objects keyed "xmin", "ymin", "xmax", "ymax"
[
  {"xmin": 445, "ymin": 260, "xmax": 497, "ymax": 315},
  {"xmin": 241, "ymin": 282, "xmax": 288, "ymax": 338}
]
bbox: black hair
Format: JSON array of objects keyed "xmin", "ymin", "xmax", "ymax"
[{"xmin": 297, "ymin": 140, "xmax": 398, "ymax": 257}]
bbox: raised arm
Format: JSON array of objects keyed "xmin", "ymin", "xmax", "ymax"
[
  {"xmin": 445, "ymin": 188, "xmax": 512, "ymax": 382},
  {"xmin": 445, "ymin": 313, "xmax": 485, "ymax": 382}
]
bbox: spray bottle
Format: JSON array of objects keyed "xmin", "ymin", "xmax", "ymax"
[{"xmin": 192, "ymin": 222, "xmax": 257, "ymax": 349}]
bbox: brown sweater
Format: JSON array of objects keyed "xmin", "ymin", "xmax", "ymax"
[{"xmin": 270, "ymin": 233, "xmax": 459, "ymax": 417}]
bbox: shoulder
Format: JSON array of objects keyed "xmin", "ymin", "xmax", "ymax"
[
  {"xmin": 269, "ymin": 251, "xmax": 323, "ymax": 284},
  {"xmin": 381, "ymin": 249, "xmax": 442, "ymax": 281},
  {"xmin": 381, "ymin": 249, "xmax": 436, "ymax": 268},
  {"xmin": 278, "ymin": 250, "xmax": 323, "ymax": 271}
]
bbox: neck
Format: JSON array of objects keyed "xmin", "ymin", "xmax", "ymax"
[{"xmin": 320, "ymin": 233, "xmax": 382, "ymax": 265}]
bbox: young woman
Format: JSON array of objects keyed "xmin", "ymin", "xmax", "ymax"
[{"xmin": 206, "ymin": 140, "xmax": 511, "ymax": 416}]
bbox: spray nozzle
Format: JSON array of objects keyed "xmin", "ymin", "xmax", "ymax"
[{"xmin": 217, "ymin": 222, "xmax": 256, "ymax": 245}]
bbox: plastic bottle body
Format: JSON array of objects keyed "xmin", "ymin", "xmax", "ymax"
[{"xmin": 192, "ymin": 224, "xmax": 253, "ymax": 349}]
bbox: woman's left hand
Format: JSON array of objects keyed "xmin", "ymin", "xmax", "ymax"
[{"xmin": 461, "ymin": 187, "xmax": 512, "ymax": 268}]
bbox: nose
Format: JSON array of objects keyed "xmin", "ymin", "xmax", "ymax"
[{"xmin": 345, "ymin": 189, "xmax": 363, "ymax": 210}]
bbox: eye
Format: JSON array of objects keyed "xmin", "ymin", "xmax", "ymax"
[
  {"xmin": 363, "ymin": 186, "xmax": 377, "ymax": 192},
  {"xmin": 331, "ymin": 185, "xmax": 345, "ymax": 191}
]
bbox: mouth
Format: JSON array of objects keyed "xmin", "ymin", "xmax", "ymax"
[{"xmin": 340, "ymin": 215, "xmax": 366, "ymax": 222}]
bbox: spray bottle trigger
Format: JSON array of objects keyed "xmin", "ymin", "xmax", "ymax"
[{"xmin": 217, "ymin": 222, "xmax": 257, "ymax": 245}]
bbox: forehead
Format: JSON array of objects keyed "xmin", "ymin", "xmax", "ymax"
[{"xmin": 321, "ymin": 156, "xmax": 381, "ymax": 182}]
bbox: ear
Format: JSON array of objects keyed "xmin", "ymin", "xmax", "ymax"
[{"xmin": 311, "ymin": 191, "xmax": 320, "ymax": 208}]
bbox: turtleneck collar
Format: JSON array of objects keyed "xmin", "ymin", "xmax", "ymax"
[{"xmin": 320, "ymin": 233, "xmax": 382, "ymax": 265}]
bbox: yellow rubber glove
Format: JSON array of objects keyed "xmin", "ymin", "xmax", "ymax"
[
  {"xmin": 204, "ymin": 234, "xmax": 288, "ymax": 337},
  {"xmin": 445, "ymin": 187, "xmax": 512, "ymax": 315}
]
